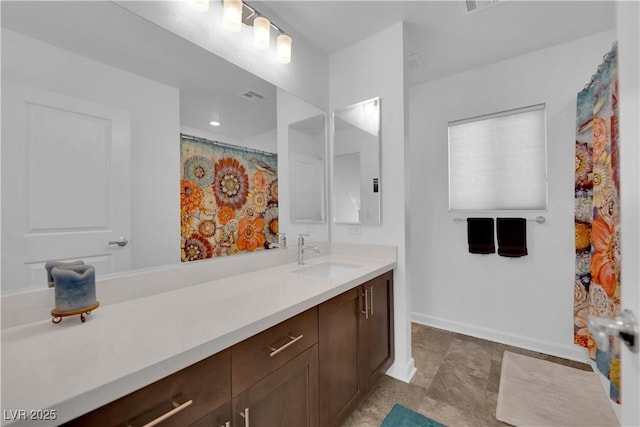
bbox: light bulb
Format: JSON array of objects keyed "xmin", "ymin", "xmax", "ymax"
[
  {"xmin": 276, "ymin": 34, "xmax": 292, "ymax": 64},
  {"xmin": 223, "ymin": 0, "xmax": 242, "ymax": 32},
  {"xmin": 253, "ymin": 17, "xmax": 271, "ymax": 50},
  {"xmin": 187, "ymin": 0, "xmax": 209, "ymax": 13}
]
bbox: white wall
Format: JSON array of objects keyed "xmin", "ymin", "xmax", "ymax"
[
  {"xmin": 330, "ymin": 23, "xmax": 415, "ymax": 382},
  {"xmin": 118, "ymin": 1, "xmax": 329, "ymax": 110},
  {"xmin": 242, "ymin": 128, "xmax": 278, "ymax": 154},
  {"xmin": 409, "ymin": 29, "xmax": 617, "ymax": 361},
  {"xmin": 1, "ymin": 29, "xmax": 181, "ymax": 275},
  {"xmin": 616, "ymin": 1, "xmax": 640, "ymax": 425}
]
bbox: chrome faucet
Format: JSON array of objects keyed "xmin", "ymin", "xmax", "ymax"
[
  {"xmin": 278, "ymin": 232, "xmax": 287, "ymax": 249},
  {"xmin": 297, "ymin": 233, "xmax": 320, "ymax": 265}
]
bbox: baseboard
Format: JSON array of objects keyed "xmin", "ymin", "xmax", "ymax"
[
  {"xmin": 386, "ymin": 357, "xmax": 417, "ymax": 383},
  {"xmin": 412, "ymin": 312, "xmax": 588, "ymax": 363}
]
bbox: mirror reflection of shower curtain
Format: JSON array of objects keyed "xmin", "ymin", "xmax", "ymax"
[{"xmin": 573, "ymin": 43, "xmax": 621, "ymax": 403}]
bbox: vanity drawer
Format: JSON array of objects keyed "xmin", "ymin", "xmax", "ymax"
[
  {"xmin": 232, "ymin": 307, "xmax": 318, "ymax": 396},
  {"xmin": 64, "ymin": 349, "xmax": 231, "ymax": 427}
]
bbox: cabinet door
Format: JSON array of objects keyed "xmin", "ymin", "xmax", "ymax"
[
  {"xmin": 318, "ymin": 287, "xmax": 362, "ymax": 427},
  {"xmin": 360, "ymin": 271, "xmax": 395, "ymax": 393},
  {"xmin": 190, "ymin": 402, "xmax": 232, "ymax": 427},
  {"xmin": 232, "ymin": 345, "xmax": 319, "ymax": 427}
]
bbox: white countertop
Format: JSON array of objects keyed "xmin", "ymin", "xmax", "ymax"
[{"xmin": 1, "ymin": 252, "xmax": 395, "ymax": 426}]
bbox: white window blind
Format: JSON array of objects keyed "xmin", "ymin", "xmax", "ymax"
[{"xmin": 448, "ymin": 104, "xmax": 547, "ymax": 212}]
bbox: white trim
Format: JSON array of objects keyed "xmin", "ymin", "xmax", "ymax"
[
  {"xmin": 412, "ymin": 312, "xmax": 588, "ymax": 363},
  {"xmin": 386, "ymin": 356, "xmax": 417, "ymax": 384}
]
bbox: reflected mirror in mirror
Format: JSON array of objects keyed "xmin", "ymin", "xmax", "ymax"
[
  {"xmin": 289, "ymin": 114, "xmax": 327, "ymax": 223},
  {"xmin": 333, "ymin": 97, "xmax": 381, "ymax": 224},
  {"xmin": 0, "ymin": 1, "xmax": 289, "ymax": 294}
]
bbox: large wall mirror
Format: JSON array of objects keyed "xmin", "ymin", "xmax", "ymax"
[
  {"xmin": 289, "ymin": 114, "xmax": 327, "ymax": 223},
  {"xmin": 0, "ymin": 1, "xmax": 326, "ymax": 295},
  {"xmin": 333, "ymin": 97, "xmax": 381, "ymax": 224}
]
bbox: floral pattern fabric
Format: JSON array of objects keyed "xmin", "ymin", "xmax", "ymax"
[
  {"xmin": 180, "ymin": 135, "xmax": 278, "ymax": 261},
  {"xmin": 574, "ymin": 44, "xmax": 621, "ymax": 403}
]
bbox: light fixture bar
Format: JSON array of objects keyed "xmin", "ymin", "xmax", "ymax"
[
  {"xmin": 221, "ymin": 0, "xmax": 292, "ymax": 63},
  {"xmin": 239, "ymin": 1, "xmax": 285, "ymax": 34}
]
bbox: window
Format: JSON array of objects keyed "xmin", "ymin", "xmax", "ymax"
[{"xmin": 448, "ymin": 104, "xmax": 547, "ymax": 212}]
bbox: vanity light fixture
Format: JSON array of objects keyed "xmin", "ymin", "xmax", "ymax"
[
  {"xmin": 277, "ymin": 34, "xmax": 292, "ymax": 64},
  {"xmin": 253, "ymin": 16, "xmax": 270, "ymax": 49},
  {"xmin": 223, "ymin": 0, "xmax": 243, "ymax": 32},
  {"xmin": 187, "ymin": 0, "xmax": 210, "ymax": 13},
  {"xmin": 221, "ymin": 0, "xmax": 293, "ymax": 63}
]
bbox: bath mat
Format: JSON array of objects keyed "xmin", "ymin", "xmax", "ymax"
[
  {"xmin": 496, "ymin": 351, "xmax": 619, "ymax": 427},
  {"xmin": 381, "ymin": 404, "xmax": 446, "ymax": 427}
]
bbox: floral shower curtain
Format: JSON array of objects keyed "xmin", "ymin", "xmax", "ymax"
[
  {"xmin": 180, "ymin": 134, "xmax": 279, "ymax": 261},
  {"xmin": 574, "ymin": 43, "xmax": 621, "ymax": 403}
]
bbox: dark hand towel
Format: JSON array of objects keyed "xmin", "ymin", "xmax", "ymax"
[
  {"xmin": 467, "ymin": 218, "xmax": 495, "ymax": 254},
  {"xmin": 497, "ymin": 218, "xmax": 528, "ymax": 257}
]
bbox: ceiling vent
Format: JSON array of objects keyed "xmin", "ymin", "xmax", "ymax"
[
  {"xmin": 239, "ymin": 90, "xmax": 267, "ymax": 104},
  {"xmin": 465, "ymin": 0, "xmax": 500, "ymax": 14}
]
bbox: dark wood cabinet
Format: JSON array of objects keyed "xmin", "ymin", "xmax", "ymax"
[
  {"xmin": 64, "ymin": 272, "xmax": 392, "ymax": 427},
  {"xmin": 232, "ymin": 345, "xmax": 319, "ymax": 427},
  {"xmin": 63, "ymin": 349, "xmax": 232, "ymax": 427},
  {"xmin": 360, "ymin": 270, "xmax": 395, "ymax": 392},
  {"xmin": 190, "ymin": 402, "xmax": 232, "ymax": 427},
  {"xmin": 318, "ymin": 287, "xmax": 362, "ymax": 427},
  {"xmin": 318, "ymin": 271, "xmax": 394, "ymax": 427},
  {"xmin": 232, "ymin": 308, "xmax": 318, "ymax": 396}
]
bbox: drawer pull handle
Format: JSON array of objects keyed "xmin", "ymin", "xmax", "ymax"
[
  {"xmin": 240, "ymin": 407, "xmax": 250, "ymax": 427},
  {"xmin": 369, "ymin": 286, "xmax": 374, "ymax": 316},
  {"xmin": 268, "ymin": 334, "xmax": 304, "ymax": 357},
  {"xmin": 139, "ymin": 399, "xmax": 193, "ymax": 427}
]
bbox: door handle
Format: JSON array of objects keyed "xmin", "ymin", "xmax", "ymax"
[
  {"xmin": 108, "ymin": 237, "xmax": 129, "ymax": 247},
  {"xmin": 587, "ymin": 309, "xmax": 639, "ymax": 353},
  {"xmin": 361, "ymin": 289, "xmax": 369, "ymax": 320},
  {"xmin": 240, "ymin": 407, "xmax": 250, "ymax": 427}
]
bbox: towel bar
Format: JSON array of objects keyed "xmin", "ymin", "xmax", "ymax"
[{"xmin": 453, "ymin": 216, "xmax": 545, "ymax": 224}]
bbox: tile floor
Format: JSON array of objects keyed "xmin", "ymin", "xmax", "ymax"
[{"xmin": 342, "ymin": 323, "xmax": 592, "ymax": 427}]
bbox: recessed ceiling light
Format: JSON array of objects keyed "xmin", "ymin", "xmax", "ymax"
[{"xmin": 210, "ymin": 121, "xmax": 221, "ymax": 127}]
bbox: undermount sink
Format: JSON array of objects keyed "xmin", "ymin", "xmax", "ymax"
[{"xmin": 293, "ymin": 262, "xmax": 360, "ymax": 278}]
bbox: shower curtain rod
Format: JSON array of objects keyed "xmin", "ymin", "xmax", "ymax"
[
  {"xmin": 180, "ymin": 133, "xmax": 276, "ymax": 157},
  {"xmin": 452, "ymin": 216, "xmax": 546, "ymax": 224}
]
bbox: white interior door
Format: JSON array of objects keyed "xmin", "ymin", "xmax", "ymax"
[
  {"xmin": 291, "ymin": 152, "xmax": 324, "ymax": 221},
  {"xmin": 1, "ymin": 83, "xmax": 131, "ymax": 295}
]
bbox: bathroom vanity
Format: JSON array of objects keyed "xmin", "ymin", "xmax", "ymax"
[
  {"xmin": 1, "ymin": 245, "xmax": 395, "ymax": 427},
  {"xmin": 64, "ymin": 275, "xmax": 392, "ymax": 427}
]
